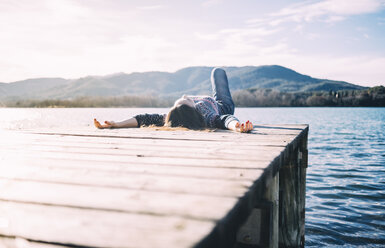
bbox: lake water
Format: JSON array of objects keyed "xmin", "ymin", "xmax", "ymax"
[{"xmin": 0, "ymin": 107, "xmax": 384, "ymax": 247}]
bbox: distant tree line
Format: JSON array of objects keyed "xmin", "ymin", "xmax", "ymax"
[
  {"xmin": 233, "ymin": 86, "xmax": 385, "ymax": 107},
  {"xmin": 1, "ymin": 86, "xmax": 384, "ymax": 108},
  {"xmin": 2, "ymin": 95, "xmax": 174, "ymax": 108}
]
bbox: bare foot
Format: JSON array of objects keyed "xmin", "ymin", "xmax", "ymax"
[
  {"xmin": 235, "ymin": 120, "xmax": 253, "ymax": 133},
  {"xmin": 94, "ymin": 118, "xmax": 116, "ymax": 129}
]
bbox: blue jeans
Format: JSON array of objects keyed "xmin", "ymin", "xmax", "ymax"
[{"xmin": 211, "ymin": 68, "xmax": 235, "ymax": 115}]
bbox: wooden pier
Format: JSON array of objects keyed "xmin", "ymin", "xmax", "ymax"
[{"xmin": 0, "ymin": 124, "xmax": 308, "ymax": 248}]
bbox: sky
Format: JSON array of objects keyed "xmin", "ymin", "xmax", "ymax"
[{"xmin": 0, "ymin": 0, "xmax": 384, "ymax": 86}]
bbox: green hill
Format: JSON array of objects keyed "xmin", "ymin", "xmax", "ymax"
[{"xmin": 0, "ymin": 65, "xmax": 367, "ymax": 101}]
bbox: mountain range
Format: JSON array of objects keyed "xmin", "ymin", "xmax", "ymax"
[{"xmin": 0, "ymin": 65, "xmax": 367, "ymax": 101}]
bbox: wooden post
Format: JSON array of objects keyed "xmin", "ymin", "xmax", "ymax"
[
  {"xmin": 278, "ymin": 131, "xmax": 308, "ymax": 247},
  {"xmin": 235, "ymin": 173, "xmax": 279, "ymax": 248},
  {"xmin": 264, "ymin": 173, "xmax": 279, "ymax": 248},
  {"xmin": 235, "ymin": 127, "xmax": 308, "ymax": 248}
]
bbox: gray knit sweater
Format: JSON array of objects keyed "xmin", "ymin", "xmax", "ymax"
[{"xmin": 134, "ymin": 96, "xmax": 239, "ymax": 129}]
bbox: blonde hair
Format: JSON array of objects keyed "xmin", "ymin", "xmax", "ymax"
[{"xmin": 145, "ymin": 125, "xmax": 216, "ymax": 132}]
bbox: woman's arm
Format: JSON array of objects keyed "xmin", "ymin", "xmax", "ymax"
[
  {"xmin": 94, "ymin": 117, "xmax": 138, "ymax": 129},
  {"xmin": 94, "ymin": 114, "xmax": 166, "ymax": 129}
]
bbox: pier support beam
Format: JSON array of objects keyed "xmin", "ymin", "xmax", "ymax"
[
  {"xmin": 279, "ymin": 133, "xmax": 308, "ymax": 248},
  {"xmin": 236, "ymin": 173, "xmax": 279, "ymax": 248},
  {"xmin": 235, "ymin": 128, "xmax": 308, "ymax": 248}
]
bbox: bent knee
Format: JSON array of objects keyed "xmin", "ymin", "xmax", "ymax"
[{"xmin": 211, "ymin": 67, "xmax": 226, "ymax": 77}]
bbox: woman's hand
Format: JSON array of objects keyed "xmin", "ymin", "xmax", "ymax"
[
  {"xmin": 94, "ymin": 118, "xmax": 116, "ymax": 129},
  {"xmin": 228, "ymin": 120, "xmax": 253, "ymax": 133},
  {"xmin": 235, "ymin": 120, "xmax": 253, "ymax": 133}
]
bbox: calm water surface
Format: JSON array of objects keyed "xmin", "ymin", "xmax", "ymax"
[{"xmin": 0, "ymin": 107, "xmax": 384, "ymax": 247}]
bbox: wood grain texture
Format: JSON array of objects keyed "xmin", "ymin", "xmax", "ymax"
[
  {"xmin": 0, "ymin": 125, "xmax": 308, "ymax": 248},
  {"xmin": 0, "ymin": 178, "xmax": 239, "ymax": 220},
  {"xmin": 0, "ymin": 237, "xmax": 68, "ymax": 248},
  {"xmin": 0, "ymin": 156, "xmax": 262, "ymax": 181},
  {"xmin": 0, "ymin": 148, "xmax": 280, "ymax": 169},
  {"xmin": 0, "ymin": 164, "xmax": 257, "ymax": 197},
  {"xmin": 0, "ymin": 201, "xmax": 215, "ymax": 248}
]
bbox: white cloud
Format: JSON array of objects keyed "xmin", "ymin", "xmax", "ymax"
[
  {"xmin": 219, "ymin": 27, "xmax": 279, "ymax": 37},
  {"xmin": 137, "ymin": 5, "xmax": 165, "ymax": 10},
  {"xmin": 0, "ymin": 0, "xmax": 383, "ymax": 87},
  {"xmin": 324, "ymin": 15, "xmax": 346, "ymax": 23},
  {"xmin": 0, "ymin": 0, "xmax": 152, "ymax": 81},
  {"xmin": 186, "ymin": 23, "xmax": 385, "ymax": 86},
  {"xmin": 378, "ymin": 17, "xmax": 385, "ymax": 25},
  {"xmin": 46, "ymin": 0, "xmax": 91, "ymax": 23},
  {"xmin": 192, "ymin": 27, "xmax": 284, "ymax": 62},
  {"xmin": 0, "ymin": 33, "xmax": 179, "ymax": 81},
  {"xmin": 247, "ymin": 0, "xmax": 385, "ymax": 27},
  {"xmin": 295, "ymin": 55, "xmax": 385, "ymax": 86},
  {"xmin": 272, "ymin": 0, "xmax": 383, "ymax": 22},
  {"xmin": 201, "ymin": 0, "xmax": 222, "ymax": 8},
  {"xmin": 194, "ymin": 32, "xmax": 220, "ymax": 41}
]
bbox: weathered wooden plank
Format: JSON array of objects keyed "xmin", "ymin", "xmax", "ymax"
[
  {"xmin": 0, "ymin": 237, "xmax": 68, "ymax": 248},
  {"xmin": 12, "ymin": 127, "xmax": 303, "ymax": 145},
  {"xmin": 0, "ymin": 201, "xmax": 215, "ymax": 248},
  {"xmin": 0, "ymin": 124, "xmax": 309, "ymax": 248},
  {"xmin": 1, "ymin": 143, "xmax": 284, "ymax": 162},
  {"xmin": 45, "ymin": 131, "xmax": 299, "ymax": 142},
  {"xmin": 3, "ymin": 136, "xmax": 286, "ymax": 151},
  {"xmin": 2, "ymin": 124, "xmax": 307, "ymax": 140},
  {"xmin": 0, "ymin": 164, "xmax": 256, "ymax": 197},
  {"xmin": 5, "ymin": 131, "xmax": 297, "ymax": 148},
  {"xmin": 0, "ymin": 148, "xmax": 280, "ymax": 169},
  {"xmin": 0, "ymin": 156, "xmax": 262, "ymax": 181},
  {"xmin": 22, "ymin": 125, "xmax": 306, "ymax": 139},
  {"xmin": 2, "ymin": 131, "xmax": 290, "ymax": 152},
  {"xmin": 0, "ymin": 178, "xmax": 240, "ymax": 220}
]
